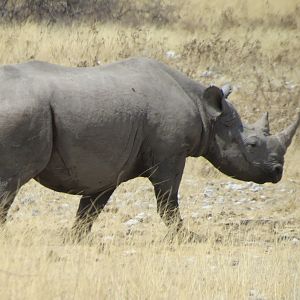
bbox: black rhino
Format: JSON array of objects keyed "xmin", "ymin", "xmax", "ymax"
[{"xmin": 0, "ymin": 58, "xmax": 299, "ymax": 240}]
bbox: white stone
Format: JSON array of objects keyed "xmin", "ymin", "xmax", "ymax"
[
  {"xmin": 165, "ymin": 50, "xmax": 176, "ymax": 59},
  {"xmin": 124, "ymin": 218, "xmax": 139, "ymax": 227}
]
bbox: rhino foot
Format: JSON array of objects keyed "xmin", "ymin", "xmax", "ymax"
[
  {"xmin": 164, "ymin": 227, "xmax": 207, "ymax": 244},
  {"xmin": 60, "ymin": 225, "xmax": 91, "ymax": 244}
]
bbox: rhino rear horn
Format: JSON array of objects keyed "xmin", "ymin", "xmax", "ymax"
[
  {"xmin": 254, "ymin": 112, "xmax": 270, "ymax": 134},
  {"xmin": 277, "ymin": 112, "xmax": 300, "ymax": 149}
]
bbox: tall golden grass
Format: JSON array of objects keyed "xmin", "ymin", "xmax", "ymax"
[{"xmin": 0, "ymin": 1, "xmax": 300, "ymax": 299}]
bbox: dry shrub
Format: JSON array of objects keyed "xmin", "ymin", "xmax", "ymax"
[
  {"xmin": 181, "ymin": 36, "xmax": 263, "ymax": 74},
  {"xmin": 0, "ymin": 0, "xmax": 179, "ymax": 25},
  {"xmin": 1, "ymin": 0, "xmax": 300, "ymax": 31}
]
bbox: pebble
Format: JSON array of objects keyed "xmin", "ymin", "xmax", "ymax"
[
  {"xmin": 184, "ymin": 256, "xmax": 197, "ymax": 267},
  {"xmin": 123, "ymin": 212, "xmax": 150, "ymax": 228},
  {"xmin": 123, "ymin": 249, "xmax": 137, "ymax": 256},
  {"xmin": 20, "ymin": 196, "xmax": 35, "ymax": 205},
  {"xmin": 231, "ymin": 259, "xmax": 239, "ymax": 266},
  {"xmin": 165, "ymin": 50, "xmax": 179, "ymax": 59},
  {"xmin": 247, "ymin": 182, "xmax": 263, "ymax": 192},
  {"xmin": 191, "ymin": 212, "xmax": 200, "ymax": 219},
  {"xmin": 249, "ymin": 289, "xmax": 266, "ymax": 300},
  {"xmin": 225, "ymin": 182, "xmax": 245, "ymax": 191},
  {"xmin": 203, "ymin": 187, "xmax": 214, "ymax": 198},
  {"xmin": 134, "ymin": 212, "xmax": 148, "ymax": 222},
  {"xmin": 202, "ymin": 204, "xmax": 212, "ymax": 209},
  {"xmin": 32, "ymin": 209, "xmax": 40, "ymax": 216},
  {"xmin": 224, "ymin": 182, "xmax": 263, "ymax": 192},
  {"xmin": 124, "ymin": 218, "xmax": 139, "ymax": 227},
  {"xmin": 285, "ymin": 81, "xmax": 297, "ymax": 90},
  {"xmin": 217, "ymin": 196, "xmax": 224, "ymax": 203},
  {"xmin": 102, "ymin": 235, "xmax": 114, "ymax": 242},
  {"xmin": 200, "ymin": 70, "xmax": 215, "ymax": 78}
]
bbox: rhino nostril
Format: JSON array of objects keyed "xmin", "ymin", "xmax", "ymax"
[{"xmin": 273, "ymin": 165, "xmax": 283, "ymax": 175}]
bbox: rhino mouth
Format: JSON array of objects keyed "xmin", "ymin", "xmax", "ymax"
[
  {"xmin": 269, "ymin": 164, "xmax": 283, "ymax": 183},
  {"xmin": 260, "ymin": 163, "xmax": 283, "ymax": 184},
  {"xmin": 250, "ymin": 163, "xmax": 283, "ymax": 184}
]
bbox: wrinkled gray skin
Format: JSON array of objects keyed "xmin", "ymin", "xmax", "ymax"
[{"xmin": 0, "ymin": 58, "xmax": 299, "ymax": 240}]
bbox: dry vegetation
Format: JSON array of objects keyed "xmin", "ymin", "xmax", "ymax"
[{"xmin": 0, "ymin": 1, "xmax": 300, "ymax": 299}]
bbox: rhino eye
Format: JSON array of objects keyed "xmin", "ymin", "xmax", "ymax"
[{"xmin": 246, "ymin": 141, "xmax": 257, "ymax": 149}]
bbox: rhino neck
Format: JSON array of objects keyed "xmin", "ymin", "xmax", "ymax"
[{"xmin": 190, "ymin": 96, "xmax": 215, "ymax": 157}]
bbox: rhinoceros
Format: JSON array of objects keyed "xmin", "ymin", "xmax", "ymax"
[{"xmin": 0, "ymin": 57, "xmax": 299, "ymax": 240}]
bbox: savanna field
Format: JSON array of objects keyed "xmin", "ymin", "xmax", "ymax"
[{"xmin": 0, "ymin": 0, "xmax": 300, "ymax": 299}]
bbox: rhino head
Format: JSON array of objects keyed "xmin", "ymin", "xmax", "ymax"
[{"xmin": 202, "ymin": 85, "xmax": 300, "ymax": 184}]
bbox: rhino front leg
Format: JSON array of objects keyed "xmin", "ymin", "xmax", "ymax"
[
  {"xmin": 149, "ymin": 155, "xmax": 205, "ymax": 243},
  {"xmin": 72, "ymin": 188, "xmax": 115, "ymax": 241},
  {"xmin": 0, "ymin": 179, "xmax": 20, "ymax": 224}
]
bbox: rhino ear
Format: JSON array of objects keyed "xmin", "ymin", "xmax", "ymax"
[{"xmin": 203, "ymin": 86, "xmax": 224, "ymax": 118}]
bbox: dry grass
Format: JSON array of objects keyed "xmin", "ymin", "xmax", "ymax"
[
  {"xmin": 0, "ymin": 1, "xmax": 300, "ymax": 299},
  {"xmin": 1, "ymin": 176, "xmax": 300, "ymax": 300}
]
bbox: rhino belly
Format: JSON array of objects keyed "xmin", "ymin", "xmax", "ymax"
[
  {"xmin": 35, "ymin": 127, "xmax": 142, "ymax": 195},
  {"xmin": 36, "ymin": 149, "xmax": 135, "ymax": 195}
]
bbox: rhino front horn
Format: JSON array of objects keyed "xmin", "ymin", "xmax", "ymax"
[
  {"xmin": 277, "ymin": 112, "xmax": 300, "ymax": 149},
  {"xmin": 254, "ymin": 112, "xmax": 270, "ymax": 134}
]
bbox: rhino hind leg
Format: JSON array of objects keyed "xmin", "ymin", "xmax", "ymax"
[
  {"xmin": 0, "ymin": 176, "xmax": 34, "ymax": 224},
  {"xmin": 71, "ymin": 188, "xmax": 115, "ymax": 241},
  {"xmin": 0, "ymin": 105, "xmax": 53, "ymax": 224},
  {"xmin": 0, "ymin": 190, "xmax": 17, "ymax": 224}
]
